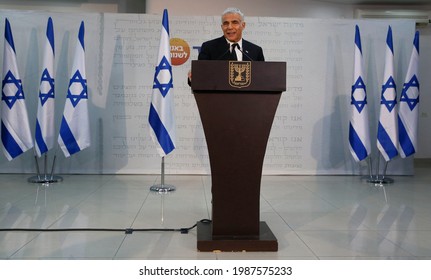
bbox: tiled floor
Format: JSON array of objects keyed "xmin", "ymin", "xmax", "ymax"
[{"xmin": 1, "ymin": 160, "xmax": 431, "ymax": 260}]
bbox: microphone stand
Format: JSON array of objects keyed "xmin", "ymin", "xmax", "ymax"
[{"xmin": 236, "ymin": 45, "xmax": 254, "ymax": 61}]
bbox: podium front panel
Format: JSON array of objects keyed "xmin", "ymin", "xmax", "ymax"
[{"xmin": 192, "ymin": 60, "xmax": 285, "ymax": 249}]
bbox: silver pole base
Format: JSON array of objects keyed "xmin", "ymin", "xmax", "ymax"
[
  {"xmin": 28, "ymin": 175, "xmax": 63, "ymax": 184},
  {"xmin": 366, "ymin": 176, "xmax": 394, "ymax": 185},
  {"xmin": 150, "ymin": 184, "xmax": 176, "ymax": 193}
]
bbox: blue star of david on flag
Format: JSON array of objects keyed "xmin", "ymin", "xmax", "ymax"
[
  {"xmin": 351, "ymin": 76, "xmax": 367, "ymax": 113},
  {"xmin": 400, "ymin": 75, "xmax": 419, "ymax": 111},
  {"xmin": 67, "ymin": 70, "xmax": 87, "ymax": 107},
  {"xmin": 381, "ymin": 76, "xmax": 397, "ymax": 112},
  {"xmin": 153, "ymin": 56, "xmax": 173, "ymax": 97},
  {"xmin": 2, "ymin": 70, "xmax": 24, "ymax": 109},
  {"xmin": 39, "ymin": 68, "xmax": 55, "ymax": 106}
]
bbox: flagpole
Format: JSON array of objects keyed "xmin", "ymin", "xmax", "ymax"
[
  {"xmin": 28, "ymin": 151, "xmax": 63, "ymax": 184},
  {"xmin": 50, "ymin": 154, "xmax": 58, "ymax": 181},
  {"xmin": 367, "ymin": 156, "xmax": 373, "ymax": 180},
  {"xmin": 377, "ymin": 153, "xmax": 394, "ymax": 184},
  {"xmin": 28, "ymin": 148, "xmax": 44, "ymax": 183},
  {"xmin": 49, "ymin": 144, "xmax": 63, "ymax": 183},
  {"xmin": 31, "ymin": 154, "xmax": 42, "ymax": 181},
  {"xmin": 381, "ymin": 160, "xmax": 394, "ymax": 183},
  {"xmin": 363, "ymin": 156, "xmax": 376, "ymax": 182},
  {"xmin": 148, "ymin": 9, "xmax": 176, "ymax": 193},
  {"xmin": 366, "ymin": 153, "xmax": 381, "ymax": 184},
  {"xmin": 44, "ymin": 153, "xmax": 48, "ymax": 180},
  {"xmin": 150, "ymin": 156, "xmax": 175, "ymax": 192},
  {"xmin": 374, "ymin": 25, "xmax": 396, "ymax": 189},
  {"xmin": 29, "ymin": 17, "xmax": 62, "ymax": 184},
  {"xmin": 375, "ymin": 154, "xmax": 380, "ymax": 180}
]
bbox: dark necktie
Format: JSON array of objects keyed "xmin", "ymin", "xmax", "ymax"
[{"xmin": 230, "ymin": 43, "xmax": 238, "ymax": 60}]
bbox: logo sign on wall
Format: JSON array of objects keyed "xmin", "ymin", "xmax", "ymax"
[{"xmin": 170, "ymin": 38, "xmax": 190, "ymax": 66}]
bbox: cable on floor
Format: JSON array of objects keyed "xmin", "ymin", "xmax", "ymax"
[{"xmin": 0, "ymin": 218, "xmax": 212, "ymax": 234}]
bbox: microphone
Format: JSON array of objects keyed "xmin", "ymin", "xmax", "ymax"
[
  {"xmin": 216, "ymin": 43, "xmax": 231, "ymax": 60},
  {"xmin": 236, "ymin": 44, "xmax": 254, "ymax": 61}
]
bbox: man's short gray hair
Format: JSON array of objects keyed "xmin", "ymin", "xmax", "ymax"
[{"xmin": 221, "ymin": 7, "xmax": 244, "ymax": 22}]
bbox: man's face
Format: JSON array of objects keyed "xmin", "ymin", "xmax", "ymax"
[{"xmin": 221, "ymin": 13, "xmax": 246, "ymax": 43}]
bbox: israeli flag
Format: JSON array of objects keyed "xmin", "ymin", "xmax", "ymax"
[
  {"xmin": 377, "ymin": 26, "xmax": 398, "ymax": 161},
  {"xmin": 1, "ymin": 18, "xmax": 33, "ymax": 160},
  {"xmin": 148, "ymin": 9, "xmax": 176, "ymax": 157},
  {"xmin": 398, "ymin": 31, "xmax": 420, "ymax": 158},
  {"xmin": 35, "ymin": 17, "xmax": 55, "ymax": 157},
  {"xmin": 58, "ymin": 21, "xmax": 90, "ymax": 157},
  {"xmin": 349, "ymin": 25, "xmax": 370, "ymax": 162}
]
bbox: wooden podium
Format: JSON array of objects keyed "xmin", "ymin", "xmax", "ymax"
[{"xmin": 191, "ymin": 60, "xmax": 286, "ymax": 252}]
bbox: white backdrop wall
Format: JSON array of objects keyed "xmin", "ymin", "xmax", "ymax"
[
  {"xmin": 3, "ymin": 0, "xmax": 429, "ymax": 159},
  {"xmin": 146, "ymin": 0, "xmax": 353, "ymax": 19},
  {"xmin": 146, "ymin": 0, "xmax": 431, "ymax": 160},
  {"xmin": 0, "ymin": 9, "xmax": 416, "ymax": 175}
]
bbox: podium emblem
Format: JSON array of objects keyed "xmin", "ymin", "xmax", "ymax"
[{"xmin": 229, "ymin": 61, "xmax": 251, "ymax": 88}]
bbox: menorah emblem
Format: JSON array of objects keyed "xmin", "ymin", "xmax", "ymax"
[{"xmin": 229, "ymin": 61, "xmax": 251, "ymax": 88}]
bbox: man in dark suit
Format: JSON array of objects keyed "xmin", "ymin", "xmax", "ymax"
[
  {"xmin": 188, "ymin": 7, "xmax": 264, "ymax": 82},
  {"xmin": 198, "ymin": 7, "xmax": 265, "ymax": 61}
]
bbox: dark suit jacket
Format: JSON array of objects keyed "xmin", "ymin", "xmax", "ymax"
[{"xmin": 198, "ymin": 36, "xmax": 265, "ymax": 61}]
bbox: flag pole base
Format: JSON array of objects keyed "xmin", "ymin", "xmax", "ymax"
[
  {"xmin": 28, "ymin": 175, "xmax": 63, "ymax": 184},
  {"xmin": 150, "ymin": 184, "xmax": 176, "ymax": 193},
  {"xmin": 366, "ymin": 176, "xmax": 394, "ymax": 185}
]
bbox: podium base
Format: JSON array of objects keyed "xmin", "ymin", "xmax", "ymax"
[{"xmin": 197, "ymin": 221, "xmax": 278, "ymax": 252}]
